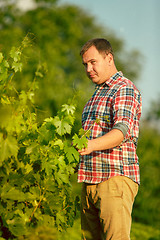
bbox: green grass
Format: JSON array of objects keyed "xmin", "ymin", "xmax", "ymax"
[
  {"xmin": 131, "ymin": 222, "xmax": 160, "ymax": 240},
  {"xmin": 58, "ymin": 219, "xmax": 160, "ymax": 240}
]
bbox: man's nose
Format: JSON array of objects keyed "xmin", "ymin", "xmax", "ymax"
[{"xmin": 86, "ymin": 63, "xmax": 92, "ymax": 73}]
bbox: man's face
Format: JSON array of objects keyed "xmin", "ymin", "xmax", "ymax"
[{"xmin": 82, "ymin": 46, "xmax": 112, "ymax": 85}]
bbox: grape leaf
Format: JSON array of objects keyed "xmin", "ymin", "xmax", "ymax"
[
  {"xmin": 53, "ymin": 116, "xmax": 72, "ymax": 136},
  {"xmin": 72, "ymin": 134, "xmax": 88, "ymax": 150},
  {"xmin": 1, "ymin": 185, "xmax": 26, "ymax": 201},
  {"xmin": 7, "ymin": 216, "xmax": 27, "ymax": 237},
  {"xmin": 0, "ymin": 135, "xmax": 18, "ymax": 164},
  {"xmin": 0, "ymin": 52, "xmax": 3, "ymax": 63},
  {"xmin": 12, "ymin": 62, "xmax": 23, "ymax": 72},
  {"xmin": 61, "ymin": 104, "xmax": 75, "ymax": 115},
  {"xmin": 64, "ymin": 145, "xmax": 79, "ymax": 163},
  {"xmin": 10, "ymin": 47, "xmax": 21, "ymax": 62},
  {"xmin": 52, "ymin": 139, "xmax": 64, "ymax": 150}
]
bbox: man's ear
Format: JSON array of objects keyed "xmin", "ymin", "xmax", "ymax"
[{"xmin": 107, "ymin": 53, "xmax": 114, "ymax": 65}]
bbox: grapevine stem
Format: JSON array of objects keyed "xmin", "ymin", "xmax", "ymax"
[
  {"xmin": 81, "ymin": 115, "xmax": 109, "ymax": 139},
  {"xmin": 29, "ymin": 190, "xmax": 45, "ymax": 222},
  {"xmin": 81, "ymin": 124, "xmax": 94, "ymax": 138}
]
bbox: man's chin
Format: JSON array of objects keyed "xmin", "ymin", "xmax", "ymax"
[
  {"xmin": 90, "ymin": 76, "xmax": 98, "ymax": 82},
  {"xmin": 91, "ymin": 78, "xmax": 101, "ymax": 84}
]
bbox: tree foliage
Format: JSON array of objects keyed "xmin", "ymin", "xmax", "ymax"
[
  {"xmin": 133, "ymin": 127, "xmax": 160, "ymax": 228},
  {"xmin": 0, "ymin": 0, "xmax": 142, "ymax": 122},
  {"xmin": 146, "ymin": 98, "xmax": 160, "ymax": 121}
]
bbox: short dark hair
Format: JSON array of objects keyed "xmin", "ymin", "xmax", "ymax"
[{"xmin": 80, "ymin": 38, "xmax": 114, "ymax": 57}]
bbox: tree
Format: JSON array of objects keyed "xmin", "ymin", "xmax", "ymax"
[
  {"xmin": 133, "ymin": 127, "xmax": 160, "ymax": 228},
  {"xmin": 148, "ymin": 99, "xmax": 160, "ymax": 120},
  {"xmin": 0, "ymin": 0, "xmax": 142, "ymax": 123}
]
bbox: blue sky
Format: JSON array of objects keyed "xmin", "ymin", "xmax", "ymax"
[{"xmin": 59, "ymin": 0, "xmax": 160, "ymax": 117}]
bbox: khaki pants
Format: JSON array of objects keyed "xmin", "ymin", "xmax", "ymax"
[{"xmin": 81, "ymin": 176, "xmax": 138, "ymax": 240}]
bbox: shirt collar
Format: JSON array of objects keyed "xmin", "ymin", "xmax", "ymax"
[{"xmin": 95, "ymin": 71, "xmax": 123, "ymax": 89}]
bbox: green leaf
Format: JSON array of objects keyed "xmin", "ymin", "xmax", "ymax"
[
  {"xmin": 64, "ymin": 145, "xmax": 79, "ymax": 163},
  {"xmin": 26, "ymin": 142, "xmax": 38, "ymax": 154},
  {"xmin": 43, "ymin": 117, "xmax": 54, "ymax": 124},
  {"xmin": 52, "ymin": 139, "xmax": 64, "ymax": 150},
  {"xmin": 12, "ymin": 61, "xmax": 23, "ymax": 72},
  {"xmin": 1, "ymin": 96, "xmax": 11, "ymax": 105},
  {"xmin": 42, "ymin": 158, "xmax": 56, "ymax": 176},
  {"xmin": 57, "ymin": 155, "xmax": 66, "ymax": 168},
  {"xmin": 0, "ymin": 53, "xmax": 4, "ymax": 63},
  {"xmin": 0, "ymin": 135, "xmax": 18, "ymax": 164},
  {"xmin": 0, "ymin": 70, "xmax": 8, "ymax": 82},
  {"xmin": 72, "ymin": 134, "xmax": 88, "ymax": 150},
  {"xmin": 28, "ymin": 186, "xmax": 41, "ymax": 200},
  {"xmin": 79, "ymin": 128, "xmax": 91, "ymax": 138},
  {"xmin": 56, "ymin": 212, "xmax": 65, "ymax": 226},
  {"xmin": 19, "ymin": 90, "xmax": 28, "ymax": 104},
  {"xmin": 1, "ymin": 185, "xmax": 26, "ymax": 201},
  {"xmin": 39, "ymin": 214, "xmax": 55, "ymax": 228},
  {"xmin": 24, "ymin": 163, "xmax": 33, "ymax": 174},
  {"xmin": 10, "ymin": 47, "xmax": 21, "ymax": 62},
  {"xmin": 3, "ymin": 59, "xmax": 10, "ymax": 68},
  {"xmin": 7, "ymin": 217, "xmax": 27, "ymax": 237},
  {"xmin": 53, "ymin": 116, "xmax": 72, "ymax": 136},
  {"xmin": 54, "ymin": 171, "xmax": 69, "ymax": 185},
  {"xmin": 27, "ymin": 91, "xmax": 35, "ymax": 103},
  {"xmin": 0, "ymin": 60, "xmax": 9, "ymax": 82},
  {"xmin": 61, "ymin": 104, "xmax": 75, "ymax": 115},
  {"xmin": 78, "ymin": 128, "xmax": 85, "ymax": 136}
]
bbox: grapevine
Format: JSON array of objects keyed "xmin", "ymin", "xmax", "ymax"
[{"xmin": 0, "ymin": 36, "xmax": 87, "ymax": 239}]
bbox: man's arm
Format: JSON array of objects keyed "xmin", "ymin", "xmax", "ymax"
[{"xmin": 78, "ymin": 128, "xmax": 124, "ymax": 156}]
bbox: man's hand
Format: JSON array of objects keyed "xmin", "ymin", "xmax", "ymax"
[
  {"xmin": 78, "ymin": 140, "xmax": 93, "ymax": 155},
  {"xmin": 78, "ymin": 129, "xmax": 124, "ymax": 156}
]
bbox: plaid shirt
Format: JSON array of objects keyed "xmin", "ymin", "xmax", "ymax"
[{"xmin": 78, "ymin": 72, "xmax": 142, "ymax": 184}]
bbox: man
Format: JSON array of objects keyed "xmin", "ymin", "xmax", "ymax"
[{"xmin": 77, "ymin": 38, "xmax": 142, "ymax": 240}]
